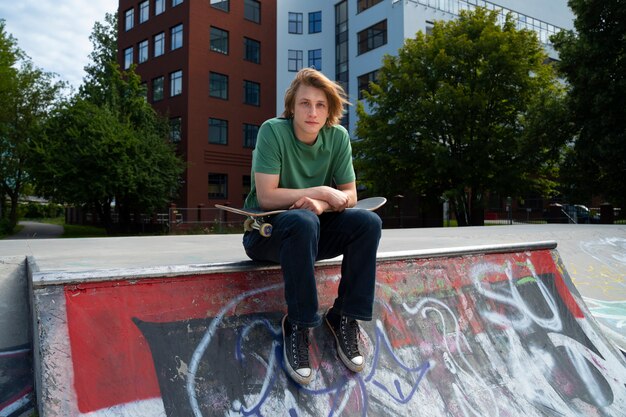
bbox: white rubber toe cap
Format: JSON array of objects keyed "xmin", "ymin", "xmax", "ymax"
[{"xmin": 351, "ymin": 356, "xmax": 364, "ymax": 366}]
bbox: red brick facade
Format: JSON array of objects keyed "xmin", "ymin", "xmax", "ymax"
[{"xmin": 118, "ymin": 0, "xmax": 276, "ymax": 209}]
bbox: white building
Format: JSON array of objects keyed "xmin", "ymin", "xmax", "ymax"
[{"xmin": 276, "ymin": 0, "xmax": 575, "ymax": 134}]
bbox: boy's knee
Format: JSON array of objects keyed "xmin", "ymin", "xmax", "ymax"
[
  {"xmin": 357, "ymin": 210, "xmax": 383, "ymax": 233},
  {"xmin": 281, "ymin": 209, "xmax": 320, "ymax": 234}
]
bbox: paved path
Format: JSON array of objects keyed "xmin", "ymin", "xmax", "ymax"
[{"xmin": 4, "ymin": 221, "xmax": 64, "ymax": 240}]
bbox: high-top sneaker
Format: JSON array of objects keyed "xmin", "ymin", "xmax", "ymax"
[
  {"xmin": 325, "ymin": 309, "xmax": 365, "ymax": 372},
  {"xmin": 282, "ymin": 315, "xmax": 312, "ymax": 384}
]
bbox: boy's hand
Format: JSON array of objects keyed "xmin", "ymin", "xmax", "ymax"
[
  {"xmin": 290, "ymin": 197, "xmax": 329, "ymax": 215},
  {"xmin": 319, "ymin": 186, "xmax": 350, "ymax": 211}
]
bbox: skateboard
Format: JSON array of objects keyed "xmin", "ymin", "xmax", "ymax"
[{"xmin": 215, "ymin": 197, "xmax": 387, "ymax": 237}]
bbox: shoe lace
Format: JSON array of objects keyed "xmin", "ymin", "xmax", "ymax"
[
  {"xmin": 291, "ymin": 324, "xmax": 310, "ymax": 368},
  {"xmin": 340, "ymin": 317, "xmax": 361, "ymax": 357}
]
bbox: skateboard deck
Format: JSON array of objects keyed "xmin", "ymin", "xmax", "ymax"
[{"xmin": 215, "ymin": 197, "xmax": 386, "ymax": 237}]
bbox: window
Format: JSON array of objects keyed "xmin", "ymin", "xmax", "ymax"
[
  {"xmin": 210, "ymin": 27, "xmax": 229, "ymax": 54},
  {"xmin": 211, "ymin": 0, "xmax": 229, "ymax": 12},
  {"xmin": 288, "ymin": 12, "xmax": 303, "ymax": 34},
  {"xmin": 244, "ymin": 0, "xmax": 260, "ymax": 23},
  {"xmin": 170, "ymin": 117, "xmax": 181, "ymax": 143},
  {"xmin": 170, "ymin": 70, "xmax": 182, "ymax": 96},
  {"xmin": 335, "ymin": 0, "xmax": 349, "ymax": 84},
  {"xmin": 288, "ymin": 49, "xmax": 303, "ymax": 72},
  {"xmin": 171, "ymin": 24, "xmax": 183, "ymax": 50},
  {"xmin": 309, "ymin": 11, "xmax": 322, "ymax": 33},
  {"xmin": 242, "ymin": 175, "xmax": 251, "ymax": 200},
  {"xmin": 125, "ymin": 8, "xmax": 134, "ymax": 31},
  {"xmin": 243, "ymin": 124, "xmax": 259, "ymax": 148},
  {"xmin": 208, "ymin": 174, "xmax": 227, "ymax": 199},
  {"xmin": 244, "ymin": 37, "xmax": 260, "ymax": 63},
  {"xmin": 209, "ymin": 72, "xmax": 228, "ymax": 99},
  {"xmin": 336, "ymin": 0, "xmax": 349, "ymax": 129},
  {"xmin": 208, "ymin": 118, "xmax": 228, "ymax": 145},
  {"xmin": 172, "ymin": 0, "xmax": 183, "ymax": 7},
  {"xmin": 425, "ymin": 21, "xmax": 434, "ymax": 36},
  {"xmin": 357, "ymin": 0, "xmax": 383, "ymax": 13},
  {"xmin": 155, "ymin": 0, "xmax": 165, "ymax": 15},
  {"xmin": 243, "ymin": 80, "xmax": 260, "ymax": 106},
  {"xmin": 152, "ymin": 76, "xmax": 164, "ymax": 101},
  {"xmin": 154, "ymin": 32, "xmax": 165, "ymax": 57},
  {"xmin": 138, "ymin": 40, "xmax": 149, "ymax": 63},
  {"xmin": 139, "ymin": 1, "xmax": 149, "ymax": 23},
  {"xmin": 308, "ymin": 49, "xmax": 321, "ymax": 70},
  {"xmin": 358, "ymin": 20, "xmax": 387, "ymax": 55},
  {"xmin": 358, "ymin": 69, "xmax": 379, "ymax": 99},
  {"xmin": 124, "ymin": 47, "xmax": 133, "ymax": 69}
]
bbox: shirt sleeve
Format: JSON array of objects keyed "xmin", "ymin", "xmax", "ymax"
[
  {"xmin": 333, "ymin": 127, "xmax": 356, "ymax": 185},
  {"xmin": 252, "ymin": 121, "xmax": 281, "ymax": 175}
]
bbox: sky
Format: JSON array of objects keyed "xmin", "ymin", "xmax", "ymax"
[{"xmin": 0, "ymin": 0, "xmax": 116, "ymax": 91}]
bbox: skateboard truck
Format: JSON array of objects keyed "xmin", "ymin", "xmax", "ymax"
[{"xmin": 243, "ymin": 218, "xmax": 273, "ymax": 237}]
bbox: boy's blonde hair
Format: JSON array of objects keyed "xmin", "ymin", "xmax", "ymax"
[{"xmin": 282, "ymin": 68, "xmax": 350, "ymax": 127}]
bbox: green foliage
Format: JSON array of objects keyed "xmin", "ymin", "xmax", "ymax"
[
  {"xmin": 355, "ymin": 8, "xmax": 571, "ymax": 225},
  {"xmin": 551, "ymin": 0, "xmax": 626, "ymax": 207},
  {"xmin": 32, "ymin": 93, "xmax": 183, "ymax": 230},
  {"xmin": 80, "ymin": 12, "xmax": 119, "ymax": 106},
  {"xmin": 0, "ymin": 20, "xmax": 66, "ymax": 229},
  {"xmin": 29, "ymin": 13, "xmax": 184, "ymax": 232},
  {"xmin": 20, "ymin": 202, "xmax": 64, "ymax": 219}
]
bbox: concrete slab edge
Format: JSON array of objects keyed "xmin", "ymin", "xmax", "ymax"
[{"xmin": 31, "ymin": 240, "xmax": 557, "ymax": 287}]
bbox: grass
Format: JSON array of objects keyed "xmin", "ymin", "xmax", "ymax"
[{"xmin": 61, "ymin": 223, "xmax": 108, "ymax": 238}]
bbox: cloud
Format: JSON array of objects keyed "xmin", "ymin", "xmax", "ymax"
[{"xmin": 0, "ymin": 0, "xmax": 115, "ymax": 89}]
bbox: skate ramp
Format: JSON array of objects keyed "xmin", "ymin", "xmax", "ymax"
[
  {"xmin": 1, "ymin": 257, "xmax": 34, "ymax": 417},
  {"xmin": 30, "ymin": 242, "xmax": 626, "ymax": 416}
]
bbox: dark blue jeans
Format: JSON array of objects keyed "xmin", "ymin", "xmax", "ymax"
[{"xmin": 243, "ymin": 209, "xmax": 382, "ymax": 328}]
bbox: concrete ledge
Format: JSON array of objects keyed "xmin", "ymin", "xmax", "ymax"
[{"xmin": 30, "ymin": 240, "xmax": 558, "ymax": 287}]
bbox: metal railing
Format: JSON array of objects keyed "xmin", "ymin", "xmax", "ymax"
[{"xmin": 408, "ymin": 0, "xmax": 564, "ymax": 45}]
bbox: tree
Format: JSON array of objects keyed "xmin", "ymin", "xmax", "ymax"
[
  {"xmin": 551, "ymin": 0, "xmax": 626, "ymax": 208},
  {"xmin": 33, "ymin": 95, "xmax": 182, "ymax": 231},
  {"xmin": 80, "ymin": 12, "xmax": 118, "ymax": 106},
  {"xmin": 30, "ymin": 13, "xmax": 184, "ymax": 232},
  {"xmin": 0, "ymin": 19, "xmax": 20, "ymax": 227},
  {"xmin": 355, "ymin": 8, "xmax": 571, "ymax": 226},
  {"xmin": 0, "ymin": 20, "xmax": 65, "ymax": 231}
]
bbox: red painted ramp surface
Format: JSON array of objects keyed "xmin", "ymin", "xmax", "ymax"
[{"xmin": 32, "ymin": 245, "xmax": 626, "ymax": 416}]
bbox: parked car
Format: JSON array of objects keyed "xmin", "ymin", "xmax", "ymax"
[{"xmin": 563, "ymin": 204, "xmax": 600, "ymax": 224}]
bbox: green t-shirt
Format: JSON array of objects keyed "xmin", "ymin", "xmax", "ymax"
[{"xmin": 244, "ymin": 117, "xmax": 356, "ymax": 209}]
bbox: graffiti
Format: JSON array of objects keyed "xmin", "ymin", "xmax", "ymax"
[
  {"xmin": 0, "ymin": 345, "xmax": 33, "ymax": 417},
  {"xmin": 580, "ymin": 238, "xmax": 626, "ymax": 274},
  {"xmin": 576, "ymin": 237, "xmax": 626, "ymax": 296},
  {"xmin": 574, "ymin": 236, "xmax": 626, "ymax": 354},
  {"xmin": 35, "ymin": 249, "xmax": 626, "ymax": 416},
  {"xmin": 135, "ymin": 309, "xmax": 431, "ymax": 417},
  {"xmin": 584, "ymin": 298, "xmax": 626, "ymax": 330},
  {"xmin": 582, "ymin": 296, "xmax": 626, "ymax": 354},
  {"xmin": 130, "ymin": 253, "xmax": 626, "ymax": 416}
]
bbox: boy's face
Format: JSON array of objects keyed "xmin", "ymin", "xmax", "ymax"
[{"xmin": 292, "ymin": 84, "xmax": 329, "ymax": 145}]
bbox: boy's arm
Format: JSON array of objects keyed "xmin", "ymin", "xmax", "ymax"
[{"xmin": 255, "ymin": 173, "xmax": 352, "ymax": 214}]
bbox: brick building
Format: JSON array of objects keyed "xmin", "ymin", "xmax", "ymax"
[{"xmin": 117, "ymin": 0, "xmax": 276, "ymax": 209}]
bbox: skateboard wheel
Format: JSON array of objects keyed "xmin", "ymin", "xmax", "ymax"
[
  {"xmin": 243, "ymin": 218, "xmax": 255, "ymax": 232},
  {"xmin": 259, "ymin": 223, "xmax": 273, "ymax": 237}
]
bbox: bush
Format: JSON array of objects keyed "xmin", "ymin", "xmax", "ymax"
[
  {"xmin": 19, "ymin": 202, "xmax": 64, "ymax": 219},
  {"xmin": 0, "ymin": 217, "xmax": 14, "ymax": 235}
]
